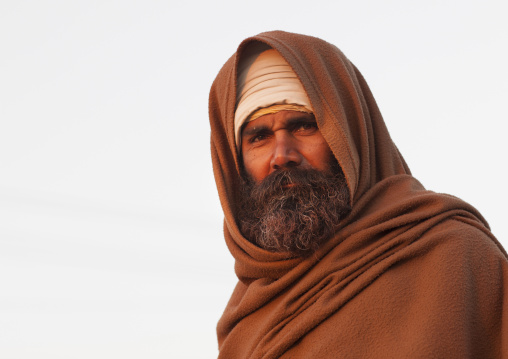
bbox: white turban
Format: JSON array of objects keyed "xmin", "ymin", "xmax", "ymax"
[{"xmin": 234, "ymin": 43, "xmax": 313, "ymax": 148}]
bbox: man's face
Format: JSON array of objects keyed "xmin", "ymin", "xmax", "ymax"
[
  {"xmin": 238, "ymin": 110, "xmax": 351, "ymax": 256},
  {"xmin": 241, "ymin": 111, "xmax": 334, "ymax": 182}
]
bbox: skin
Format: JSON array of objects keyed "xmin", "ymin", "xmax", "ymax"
[{"xmin": 241, "ymin": 110, "xmax": 334, "ymax": 183}]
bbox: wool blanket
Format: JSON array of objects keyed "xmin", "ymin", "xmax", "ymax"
[{"xmin": 208, "ymin": 30, "xmax": 508, "ymax": 358}]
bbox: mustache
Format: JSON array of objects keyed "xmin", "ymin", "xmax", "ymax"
[
  {"xmin": 245, "ymin": 167, "xmax": 344, "ymax": 204},
  {"xmin": 259, "ymin": 168, "xmax": 318, "ymax": 187}
]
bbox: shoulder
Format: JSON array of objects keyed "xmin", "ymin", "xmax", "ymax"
[
  {"xmin": 383, "ymin": 216, "xmax": 508, "ymax": 312},
  {"xmin": 421, "ymin": 216, "xmax": 507, "ymax": 270}
]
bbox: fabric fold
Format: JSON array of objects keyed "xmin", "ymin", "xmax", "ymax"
[{"xmin": 208, "ymin": 30, "xmax": 507, "ymax": 358}]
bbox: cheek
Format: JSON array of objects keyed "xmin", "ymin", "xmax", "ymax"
[
  {"xmin": 242, "ymin": 151, "xmax": 269, "ymax": 182},
  {"xmin": 304, "ymin": 140, "xmax": 334, "ymax": 171}
]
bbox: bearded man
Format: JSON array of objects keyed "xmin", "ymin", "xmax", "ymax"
[{"xmin": 209, "ymin": 31, "xmax": 508, "ymax": 358}]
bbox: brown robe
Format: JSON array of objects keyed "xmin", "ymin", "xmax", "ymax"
[{"xmin": 208, "ymin": 30, "xmax": 508, "ymax": 358}]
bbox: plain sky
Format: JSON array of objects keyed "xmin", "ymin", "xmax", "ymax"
[{"xmin": 1, "ymin": 0, "xmax": 507, "ymax": 358}]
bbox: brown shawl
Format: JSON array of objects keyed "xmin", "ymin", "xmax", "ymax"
[{"xmin": 208, "ymin": 31, "xmax": 508, "ymax": 358}]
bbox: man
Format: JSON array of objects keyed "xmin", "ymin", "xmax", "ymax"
[{"xmin": 209, "ymin": 31, "xmax": 508, "ymax": 358}]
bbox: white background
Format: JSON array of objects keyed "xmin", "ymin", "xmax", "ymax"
[{"xmin": 1, "ymin": 0, "xmax": 506, "ymax": 358}]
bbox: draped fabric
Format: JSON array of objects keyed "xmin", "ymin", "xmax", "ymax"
[{"xmin": 208, "ymin": 30, "xmax": 508, "ymax": 358}]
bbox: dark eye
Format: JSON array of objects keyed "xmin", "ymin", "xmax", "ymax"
[
  {"xmin": 249, "ymin": 131, "xmax": 270, "ymax": 144},
  {"xmin": 250, "ymin": 134, "xmax": 265, "ymax": 143},
  {"xmin": 295, "ymin": 122, "xmax": 318, "ymax": 133}
]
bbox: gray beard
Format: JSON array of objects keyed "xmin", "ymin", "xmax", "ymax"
[{"xmin": 238, "ymin": 163, "xmax": 351, "ymax": 256}]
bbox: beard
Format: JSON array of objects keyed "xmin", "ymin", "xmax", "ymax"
[{"xmin": 238, "ymin": 160, "xmax": 351, "ymax": 256}]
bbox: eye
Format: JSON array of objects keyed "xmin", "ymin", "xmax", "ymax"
[
  {"xmin": 248, "ymin": 131, "xmax": 271, "ymax": 144},
  {"xmin": 294, "ymin": 122, "xmax": 318, "ymax": 134},
  {"xmin": 250, "ymin": 134, "xmax": 266, "ymax": 143}
]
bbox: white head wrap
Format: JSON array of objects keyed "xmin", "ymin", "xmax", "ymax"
[{"xmin": 234, "ymin": 43, "xmax": 313, "ymax": 148}]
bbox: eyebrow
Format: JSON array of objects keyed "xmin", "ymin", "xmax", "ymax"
[{"xmin": 241, "ymin": 115, "xmax": 317, "ymax": 138}]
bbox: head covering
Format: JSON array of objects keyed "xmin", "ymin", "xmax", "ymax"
[
  {"xmin": 234, "ymin": 42, "xmax": 313, "ymax": 148},
  {"xmin": 247, "ymin": 103, "xmax": 313, "ymax": 123},
  {"xmin": 208, "ymin": 31, "xmax": 507, "ymax": 358}
]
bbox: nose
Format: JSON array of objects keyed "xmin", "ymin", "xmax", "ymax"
[{"xmin": 270, "ymin": 133, "xmax": 302, "ymax": 171}]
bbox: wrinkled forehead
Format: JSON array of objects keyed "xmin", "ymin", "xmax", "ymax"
[{"xmin": 234, "ymin": 42, "xmax": 312, "ymax": 150}]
